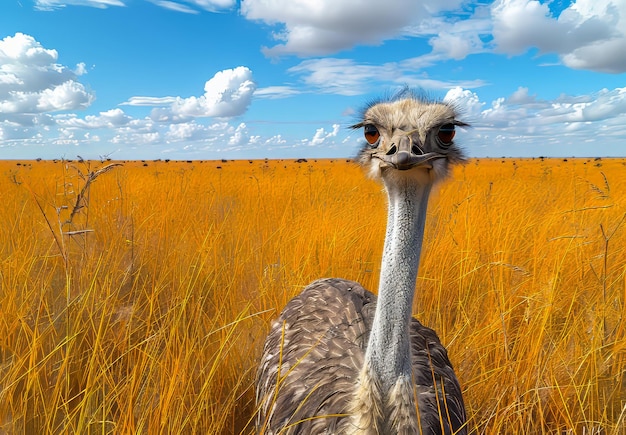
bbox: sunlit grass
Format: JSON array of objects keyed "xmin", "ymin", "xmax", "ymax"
[{"xmin": 0, "ymin": 157, "xmax": 624, "ymax": 433}]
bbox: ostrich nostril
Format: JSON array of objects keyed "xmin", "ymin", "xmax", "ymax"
[
  {"xmin": 386, "ymin": 144, "xmax": 397, "ymax": 156},
  {"xmin": 412, "ymin": 145, "xmax": 423, "ymax": 155}
]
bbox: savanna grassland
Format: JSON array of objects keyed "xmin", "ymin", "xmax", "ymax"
[{"xmin": 0, "ymin": 157, "xmax": 624, "ymax": 434}]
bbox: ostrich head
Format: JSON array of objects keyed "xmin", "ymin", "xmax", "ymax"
[{"xmin": 352, "ymin": 89, "xmax": 469, "ymax": 184}]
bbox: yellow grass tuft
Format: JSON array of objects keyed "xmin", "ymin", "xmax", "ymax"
[{"xmin": 0, "ymin": 158, "xmax": 624, "ymax": 433}]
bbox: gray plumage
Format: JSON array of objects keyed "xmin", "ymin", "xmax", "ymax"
[{"xmin": 256, "ymin": 90, "xmax": 468, "ymax": 434}]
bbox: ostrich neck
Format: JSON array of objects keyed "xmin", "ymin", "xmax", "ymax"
[{"xmin": 365, "ymin": 177, "xmax": 432, "ymax": 392}]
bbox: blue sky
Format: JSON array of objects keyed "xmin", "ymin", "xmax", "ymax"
[{"xmin": 1, "ymin": 0, "xmax": 625, "ymax": 160}]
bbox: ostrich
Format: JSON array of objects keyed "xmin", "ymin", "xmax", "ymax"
[{"xmin": 256, "ymin": 89, "xmax": 468, "ymax": 434}]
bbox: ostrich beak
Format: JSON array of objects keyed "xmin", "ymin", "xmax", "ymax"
[{"xmin": 378, "ymin": 136, "xmax": 445, "ymax": 170}]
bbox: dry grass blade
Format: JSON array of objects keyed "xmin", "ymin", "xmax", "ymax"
[{"xmin": 0, "ymin": 158, "xmax": 624, "ymax": 433}]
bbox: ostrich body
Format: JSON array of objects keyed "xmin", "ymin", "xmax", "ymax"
[{"xmin": 256, "ymin": 90, "xmax": 468, "ymax": 434}]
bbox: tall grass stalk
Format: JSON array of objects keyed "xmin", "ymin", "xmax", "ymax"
[{"xmin": 0, "ymin": 158, "xmax": 624, "ymax": 433}]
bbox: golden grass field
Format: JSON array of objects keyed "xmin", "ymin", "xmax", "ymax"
[{"xmin": 0, "ymin": 157, "xmax": 624, "ymax": 434}]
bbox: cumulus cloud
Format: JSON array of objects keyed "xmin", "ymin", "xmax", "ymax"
[
  {"xmin": 75, "ymin": 62, "xmax": 88, "ymax": 76},
  {"xmin": 56, "ymin": 108, "xmax": 132, "ymax": 129},
  {"xmin": 242, "ymin": 0, "xmax": 624, "ymax": 74},
  {"xmin": 166, "ymin": 121, "xmax": 209, "ymax": 141},
  {"xmin": 106, "ymin": 118, "xmax": 161, "ymax": 147},
  {"xmin": 550, "ymin": 87, "xmax": 626, "ymax": 123},
  {"xmin": 241, "ymin": 0, "xmax": 465, "ymax": 56},
  {"xmin": 0, "ymin": 33, "xmax": 94, "ymax": 119},
  {"xmin": 443, "ymin": 86, "xmax": 626, "ymax": 155},
  {"xmin": 444, "ymin": 87, "xmax": 485, "ymax": 120},
  {"xmin": 150, "ymin": 67, "xmax": 256, "ymax": 122},
  {"xmin": 263, "ymin": 134, "xmax": 287, "ymax": 146},
  {"xmin": 308, "ymin": 124, "xmax": 340, "ymax": 146},
  {"xmin": 0, "ymin": 36, "xmax": 258, "ymax": 157},
  {"xmin": 60, "ymin": 115, "xmax": 265, "ymax": 154},
  {"xmin": 228, "ymin": 124, "xmax": 246, "ymax": 146},
  {"xmin": 492, "ymin": 0, "xmax": 626, "ymax": 73},
  {"xmin": 506, "ymin": 86, "xmax": 537, "ymax": 105},
  {"xmin": 111, "ymin": 131, "xmax": 161, "ymax": 146}
]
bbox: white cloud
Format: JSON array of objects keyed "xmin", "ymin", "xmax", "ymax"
[
  {"xmin": 111, "ymin": 131, "xmax": 161, "ymax": 145},
  {"xmin": 264, "ymin": 134, "xmax": 287, "ymax": 146},
  {"xmin": 550, "ymin": 87, "xmax": 626, "ymax": 123},
  {"xmin": 241, "ymin": 0, "xmax": 465, "ymax": 56},
  {"xmin": 121, "ymin": 96, "xmax": 179, "ymax": 106},
  {"xmin": 397, "ymin": 3, "xmax": 492, "ymax": 62},
  {"xmin": 444, "ymin": 87, "xmax": 485, "ymax": 120},
  {"xmin": 0, "ymin": 80, "xmax": 92, "ymax": 114},
  {"xmin": 183, "ymin": 0, "xmax": 235, "ymax": 11},
  {"xmin": 51, "ymin": 114, "xmax": 265, "ymax": 153},
  {"xmin": 148, "ymin": 0, "xmax": 235, "ymax": 13},
  {"xmin": 34, "ymin": 0, "xmax": 125, "ymax": 10},
  {"xmin": 74, "ymin": 62, "xmax": 88, "ymax": 76},
  {"xmin": 507, "ymin": 86, "xmax": 537, "ymax": 105},
  {"xmin": 288, "ymin": 59, "xmax": 399, "ymax": 96},
  {"xmin": 242, "ymin": 0, "xmax": 625, "ymax": 74},
  {"xmin": 288, "ymin": 58, "xmax": 486, "ymax": 96},
  {"xmin": 562, "ymin": 37, "xmax": 626, "ymax": 74},
  {"xmin": 166, "ymin": 121, "xmax": 209, "ymax": 141},
  {"xmin": 38, "ymin": 81, "xmax": 93, "ymax": 112},
  {"xmin": 444, "ymin": 86, "xmax": 626, "ymax": 156},
  {"xmin": 56, "ymin": 108, "xmax": 132, "ymax": 129},
  {"xmin": 308, "ymin": 124, "xmax": 340, "ymax": 146},
  {"xmin": 0, "ymin": 120, "xmax": 44, "ymax": 143},
  {"xmin": 0, "ymin": 32, "xmax": 57, "ymax": 65},
  {"xmin": 254, "ymin": 86, "xmax": 302, "ymax": 99},
  {"xmin": 149, "ymin": 0, "xmax": 199, "ymax": 14},
  {"xmin": 0, "ymin": 36, "xmax": 260, "ymax": 157},
  {"xmin": 150, "ymin": 67, "xmax": 256, "ymax": 121},
  {"xmin": 492, "ymin": 0, "xmax": 626, "ymax": 73},
  {"xmin": 0, "ymin": 33, "xmax": 94, "ymax": 119},
  {"xmin": 429, "ymin": 31, "xmax": 484, "ymax": 60},
  {"xmin": 38, "ymin": 0, "xmax": 235, "ymax": 12},
  {"xmin": 228, "ymin": 122, "xmax": 252, "ymax": 146},
  {"xmin": 163, "ymin": 121, "xmax": 261, "ymax": 152},
  {"xmin": 106, "ymin": 118, "xmax": 161, "ymax": 146},
  {"xmin": 4, "ymin": 84, "xmax": 626, "ymax": 158}
]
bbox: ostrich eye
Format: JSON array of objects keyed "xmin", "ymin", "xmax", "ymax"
[
  {"xmin": 364, "ymin": 125, "xmax": 380, "ymax": 146},
  {"xmin": 437, "ymin": 124, "xmax": 456, "ymax": 146}
]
